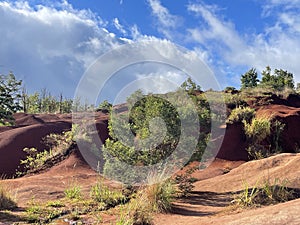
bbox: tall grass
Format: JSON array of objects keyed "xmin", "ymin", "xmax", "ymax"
[
  {"xmin": 0, "ymin": 183, "xmax": 17, "ymax": 210},
  {"xmin": 117, "ymin": 173, "xmax": 176, "ymax": 225}
]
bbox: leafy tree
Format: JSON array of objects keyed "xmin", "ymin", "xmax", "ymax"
[
  {"xmin": 241, "ymin": 68, "xmax": 259, "ymax": 89},
  {"xmin": 0, "ymin": 72, "xmax": 22, "ymax": 125},
  {"xmin": 103, "ymin": 88, "xmax": 211, "ymax": 183},
  {"xmin": 180, "ymin": 77, "xmax": 201, "ymax": 94},
  {"xmin": 260, "ymin": 66, "xmax": 294, "ymax": 91},
  {"xmin": 261, "ymin": 66, "xmax": 272, "ymax": 85},
  {"xmin": 22, "ymin": 89, "xmax": 73, "ymax": 114}
]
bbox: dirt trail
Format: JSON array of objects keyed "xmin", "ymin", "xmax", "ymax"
[{"xmin": 154, "ymin": 153, "xmax": 300, "ymax": 225}]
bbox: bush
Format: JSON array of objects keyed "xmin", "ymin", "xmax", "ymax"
[
  {"xmin": 243, "ymin": 116, "xmax": 271, "ymax": 159},
  {"xmin": 103, "ymin": 90, "xmax": 209, "ymax": 184},
  {"xmin": 244, "ymin": 116, "xmax": 271, "ymax": 142},
  {"xmin": 18, "ymin": 125, "xmax": 80, "ymax": 175},
  {"xmin": 227, "ymin": 106, "xmax": 255, "ymax": 124}
]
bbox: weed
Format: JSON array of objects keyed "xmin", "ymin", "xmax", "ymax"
[
  {"xmin": 64, "ymin": 184, "xmax": 82, "ymax": 200},
  {"xmin": 90, "ymin": 179, "xmax": 126, "ymax": 207},
  {"xmin": 46, "ymin": 200, "xmax": 65, "ymax": 208}
]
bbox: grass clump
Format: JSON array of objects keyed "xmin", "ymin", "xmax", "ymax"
[
  {"xmin": 0, "ymin": 183, "xmax": 17, "ymax": 210},
  {"xmin": 90, "ymin": 180, "xmax": 126, "ymax": 208},
  {"xmin": 25, "ymin": 199, "xmax": 64, "ymax": 223},
  {"xmin": 117, "ymin": 175, "xmax": 176, "ymax": 225},
  {"xmin": 64, "ymin": 184, "xmax": 82, "ymax": 200},
  {"xmin": 232, "ymin": 178, "xmax": 295, "ymax": 208}
]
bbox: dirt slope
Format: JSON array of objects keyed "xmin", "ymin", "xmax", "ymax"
[{"xmin": 154, "ymin": 153, "xmax": 300, "ymax": 225}]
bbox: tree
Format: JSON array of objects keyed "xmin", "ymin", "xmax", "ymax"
[
  {"xmin": 0, "ymin": 72, "xmax": 22, "ymax": 125},
  {"xmin": 241, "ymin": 68, "xmax": 259, "ymax": 89},
  {"xmin": 260, "ymin": 66, "xmax": 295, "ymax": 91},
  {"xmin": 180, "ymin": 77, "xmax": 201, "ymax": 94}
]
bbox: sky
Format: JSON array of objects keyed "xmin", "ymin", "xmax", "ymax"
[{"xmin": 1, "ymin": 0, "xmax": 300, "ymax": 103}]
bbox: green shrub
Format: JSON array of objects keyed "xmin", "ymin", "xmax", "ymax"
[
  {"xmin": 103, "ymin": 90, "xmax": 210, "ymax": 184},
  {"xmin": 227, "ymin": 106, "xmax": 255, "ymax": 124},
  {"xmin": 19, "ymin": 147, "xmax": 52, "ymax": 174},
  {"xmin": 243, "ymin": 116, "xmax": 271, "ymax": 142},
  {"xmin": 224, "ymin": 93, "xmax": 247, "ymax": 108}
]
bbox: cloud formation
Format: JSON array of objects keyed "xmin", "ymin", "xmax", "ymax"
[
  {"xmin": 0, "ymin": 1, "xmax": 123, "ymax": 96},
  {"xmin": 186, "ymin": 2, "xmax": 300, "ymax": 85}
]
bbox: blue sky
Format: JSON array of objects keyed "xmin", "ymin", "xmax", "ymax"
[{"xmin": 0, "ymin": 0, "xmax": 300, "ymax": 103}]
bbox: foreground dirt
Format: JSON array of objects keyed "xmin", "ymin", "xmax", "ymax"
[
  {"xmin": 0, "ymin": 152, "xmax": 299, "ymax": 224},
  {"xmin": 154, "ymin": 153, "xmax": 300, "ymax": 225}
]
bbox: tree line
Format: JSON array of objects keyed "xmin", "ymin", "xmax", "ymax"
[
  {"xmin": 240, "ymin": 66, "xmax": 297, "ymax": 91},
  {"xmin": 0, "ymin": 66, "xmax": 299, "ymax": 125}
]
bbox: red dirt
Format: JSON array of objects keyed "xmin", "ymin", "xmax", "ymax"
[{"xmin": 0, "ymin": 112, "xmax": 110, "ymax": 178}]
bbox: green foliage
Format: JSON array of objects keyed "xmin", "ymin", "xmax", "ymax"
[
  {"xmin": 0, "ymin": 72, "xmax": 22, "ymax": 125},
  {"xmin": 241, "ymin": 68, "xmax": 259, "ymax": 89},
  {"xmin": 19, "ymin": 148, "xmax": 52, "ymax": 174},
  {"xmin": 103, "ymin": 88, "xmax": 210, "ymax": 184},
  {"xmin": 260, "ymin": 66, "xmax": 294, "ymax": 91},
  {"xmin": 96, "ymin": 100, "xmax": 112, "ymax": 113},
  {"xmin": 227, "ymin": 106, "xmax": 255, "ymax": 124},
  {"xmin": 224, "ymin": 93, "xmax": 247, "ymax": 109},
  {"xmin": 244, "ymin": 116, "xmax": 271, "ymax": 159},
  {"xmin": 233, "ymin": 180, "xmax": 260, "ymax": 207},
  {"xmin": 22, "ymin": 89, "xmax": 73, "ymax": 114},
  {"xmin": 243, "ymin": 117, "xmax": 271, "ymax": 142},
  {"xmin": 180, "ymin": 77, "xmax": 201, "ymax": 94},
  {"xmin": 224, "ymin": 86, "xmax": 238, "ymax": 93},
  {"xmin": 64, "ymin": 184, "xmax": 82, "ymax": 200},
  {"xmin": 233, "ymin": 178, "xmax": 294, "ymax": 208},
  {"xmin": 18, "ymin": 125, "xmax": 78, "ymax": 176},
  {"xmin": 25, "ymin": 199, "xmax": 64, "ymax": 223},
  {"xmin": 118, "ymin": 177, "xmax": 175, "ymax": 225},
  {"xmin": 90, "ymin": 180, "xmax": 126, "ymax": 207}
]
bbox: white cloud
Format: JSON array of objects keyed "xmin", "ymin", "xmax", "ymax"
[
  {"xmin": 113, "ymin": 17, "xmax": 127, "ymax": 35},
  {"xmin": 147, "ymin": 0, "xmax": 181, "ymax": 39},
  {"xmin": 186, "ymin": 2, "xmax": 300, "ymax": 86},
  {"xmin": 0, "ymin": 1, "xmax": 123, "ymax": 96}
]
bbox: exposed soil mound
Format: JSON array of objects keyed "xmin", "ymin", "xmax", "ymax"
[
  {"xmin": 14, "ymin": 113, "xmax": 45, "ymax": 126},
  {"xmin": 154, "ymin": 153, "xmax": 300, "ymax": 225},
  {"xmin": 0, "ymin": 122, "xmax": 71, "ymax": 177},
  {"xmin": 216, "ymin": 123, "xmax": 248, "ymax": 161}
]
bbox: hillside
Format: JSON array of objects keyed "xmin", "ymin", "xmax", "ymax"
[{"xmin": 0, "ymin": 92, "xmax": 299, "ymax": 224}]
